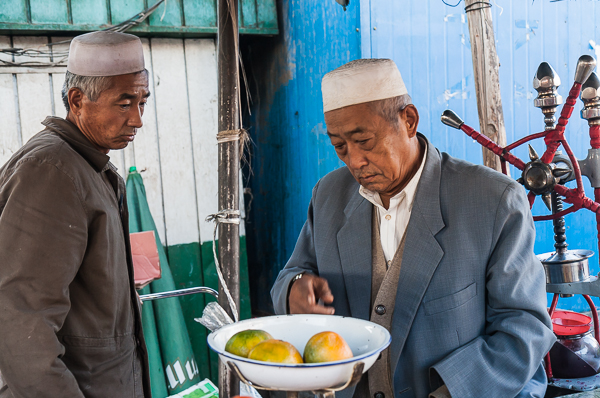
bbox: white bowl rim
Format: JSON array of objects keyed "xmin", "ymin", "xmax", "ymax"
[{"xmin": 207, "ymin": 314, "xmax": 392, "ymax": 368}]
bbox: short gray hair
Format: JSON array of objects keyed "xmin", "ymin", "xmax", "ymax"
[
  {"xmin": 61, "ymin": 71, "xmax": 112, "ymax": 112},
  {"xmin": 368, "ymin": 94, "xmax": 413, "ymax": 127}
]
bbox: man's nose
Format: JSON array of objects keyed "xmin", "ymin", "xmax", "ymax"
[
  {"xmin": 346, "ymin": 147, "xmax": 368, "ymax": 170},
  {"xmin": 127, "ymin": 107, "xmax": 144, "ymax": 128}
]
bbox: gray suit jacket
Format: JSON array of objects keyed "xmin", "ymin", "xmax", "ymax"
[{"xmin": 271, "ymin": 136, "xmax": 556, "ymax": 398}]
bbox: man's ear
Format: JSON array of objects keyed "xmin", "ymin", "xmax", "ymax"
[
  {"xmin": 403, "ymin": 105, "xmax": 420, "ymax": 138},
  {"xmin": 68, "ymin": 88, "xmax": 85, "ymax": 116}
]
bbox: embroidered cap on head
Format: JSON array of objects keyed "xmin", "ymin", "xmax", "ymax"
[
  {"xmin": 67, "ymin": 31, "xmax": 145, "ymax": 77},
  {"xmin": 321, "ymin": 58, "xmax": 408, "ymax": 113}
]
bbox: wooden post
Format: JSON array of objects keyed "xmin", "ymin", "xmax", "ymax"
[
  {"xmin": 217, "ymin": 0, "xmax": 241, "ymax": 395},
  {"xmin": 465, "ymin": 0, "xmax": 507, "ymax": 173}
]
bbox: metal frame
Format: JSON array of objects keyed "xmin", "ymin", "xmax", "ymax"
[{"xmin": 228, "ymin": 361, "xmax": 365, "ymax": 398}]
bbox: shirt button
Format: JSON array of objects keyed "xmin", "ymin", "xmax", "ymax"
[
  {"xmin": 375, "ymin": 305, "xmax": 386, "ymax": 315},
  {"xmin": 385, "ymin": 214, "xmax": 391, "ymax": 220},
  {"xmin": 374, "ymin": 392, "xmax": 385, "ymax": 398}
]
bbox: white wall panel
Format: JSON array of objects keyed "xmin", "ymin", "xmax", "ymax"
[
  {"xmin": 184, "ymin": 38, "xmax": 219, "ymax": 243},
  {"xmin": 12, "ymin": 36, "xmax": 52, "ymax": 143},
  {"xmin": 151, "ymin": 38, "xmax": 200, "ymax": 246},
  {"xmin": 130, "ymin": 38, "xmax": 167, "ymax": 244},
  {"xmin": 0, "ymin": 36, "xmax": 20, "ymax": 165},
  {"xmin": 0, "ymin": 35, "xmax": 243, "ymax": 248}
]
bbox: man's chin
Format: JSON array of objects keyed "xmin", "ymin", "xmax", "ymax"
[{"xmin": 359, "ymin": 180, "xmax": 385, "ymax": 192}]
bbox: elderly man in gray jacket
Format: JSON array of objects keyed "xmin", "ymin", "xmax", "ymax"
[{"xmin": 271, "ymin": 59, "xmax": 555, "ymax": 398}]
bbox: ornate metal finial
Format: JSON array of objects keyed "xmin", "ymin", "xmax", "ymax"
[
  {"xmin": 533, "ymin": 62, "xmax": 563, "ymax": 130},
  {"xmin": 581, "ymin": 72, "xmax": 600, "ymax": 124},
  {"xmin": 574, "ymin": 55, "xmax": 597, "ymax": 84},
  {"xmin": 528, "ymin": 144, "xmax": 540, "ymax": 161},
  {"xmin": 440, "ymin": 110, "xmax": 464, "ymax": 130}
]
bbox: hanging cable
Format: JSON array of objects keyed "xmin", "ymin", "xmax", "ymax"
[
  {"xmin": 465, "ymin": 1, "xmax": 492, "ymax": 12},
  {"xmin": 442, "ymin": 0, "xmax": 462, "ymax": 7}
]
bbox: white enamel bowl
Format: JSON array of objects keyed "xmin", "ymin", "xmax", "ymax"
[{"xmin": 207, "ymin": 314, "xmax": 391, "ymax": 391}]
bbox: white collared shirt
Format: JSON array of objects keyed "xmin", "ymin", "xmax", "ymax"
[{"xmin": 359, "ymin": 144, "xmax": 427, "ymax": 264}]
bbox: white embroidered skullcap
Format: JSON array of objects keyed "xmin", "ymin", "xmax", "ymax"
[
  {"xmin": 322, "ymin": 58, "xmax": 408, "ymax": 112},
  {"xmin": 67, "ymin": 31, "xmax": 145, "ymax": 77}
]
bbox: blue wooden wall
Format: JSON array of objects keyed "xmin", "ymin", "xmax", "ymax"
[{"xmin": 245, "ymin": 0, "xmax": 600, "ymax": 313}]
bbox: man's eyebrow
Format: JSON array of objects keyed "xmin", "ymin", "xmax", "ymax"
[
  {"xmin": 116, "ymin": 91, "xmax": 151, "ymax": 101},
  {"xmin": 116, "ymin": 93, "xmax": 138, "ymax": 101},
  {"xmin": 327, "ymin": 128, "xmax": 365, "ymax": 137}
]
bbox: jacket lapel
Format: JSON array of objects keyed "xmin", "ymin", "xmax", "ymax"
[
  {"xmin": 337, "ymin": 190, "xmax": 372, "ymax": 321},
  {"xmin": 390, "ymin": 136, "xmax": 446, "ymax": 376}
]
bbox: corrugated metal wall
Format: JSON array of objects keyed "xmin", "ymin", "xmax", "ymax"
[
  {"xmin": 362, "ymin": 0, "xmax": 600, "ymax": 312},
  {"xmin": 243, "ymin": 0, "xmax": 361, "ymax": 313},
  {"xmin": 246, "ymin": 0, "xmax": 600, "ymax": 313}
]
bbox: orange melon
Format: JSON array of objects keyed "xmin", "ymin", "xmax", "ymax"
[
  {"xmin": 303, "ymin": 331, "xmax": 353, "ymax": 363},
  {"xmin": 247, "ymin": 339, "xmax": 304, "ymax": 364},
  {"xmin": 225, "ymin": 329, "xmax": 273, "ymax": 358}
]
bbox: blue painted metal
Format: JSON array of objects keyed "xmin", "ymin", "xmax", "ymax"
[
  {"xmin": 244, "ymin": 0, "xmax": 361, "ymax": 313},
  {"xmin": 247, "ymin": 0, "xmax": 600, "ymax": 314}
]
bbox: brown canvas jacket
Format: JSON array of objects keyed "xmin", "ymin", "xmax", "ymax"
[{"xmin": 0, "ymin": 117, "xmax": 150, "ymax": 398}]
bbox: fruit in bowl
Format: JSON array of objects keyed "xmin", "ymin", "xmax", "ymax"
[
  {"xmin": 225, "ymin": 329, "xmax": 273, "ymax": 358},
  {"xmin": 304, "ymin": 331, "xmax": 353, "ymax": 363},
  {"xmin": 248, "ymin": 339, "xmax": 304, "ymax": 364}
]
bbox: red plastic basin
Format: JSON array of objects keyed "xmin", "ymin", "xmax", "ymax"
[{"xmin": 551, "ymin": 310, "xmax": 592, "ymax": 336}]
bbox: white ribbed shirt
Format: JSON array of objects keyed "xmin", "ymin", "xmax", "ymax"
[{"xmin": 359, "ymin": 146, "xmax": 427, "ymax": 264}]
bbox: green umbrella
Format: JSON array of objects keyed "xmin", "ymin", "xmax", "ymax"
[{"xmin": 127, "ymin": 167, "xmax": 201, "ymax": 395}]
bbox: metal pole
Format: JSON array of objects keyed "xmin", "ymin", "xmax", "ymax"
[{"xmin": 217, "ymin": 0, "xmax": 241, "ymax": 395}]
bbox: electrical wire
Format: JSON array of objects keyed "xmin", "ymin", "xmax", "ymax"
[{"xmin": 442, "ymin": 0, "xmax": 462, "ymax": 7}]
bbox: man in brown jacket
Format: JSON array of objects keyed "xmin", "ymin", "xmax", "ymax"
[{"xmin": 0, "ymin": 31, "xmax": 151, "ymax": 398}]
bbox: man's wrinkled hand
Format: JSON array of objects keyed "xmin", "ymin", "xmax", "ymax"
[{"xmin": 289, "ymin": 274, "xmax": 335, "ymax": 315}]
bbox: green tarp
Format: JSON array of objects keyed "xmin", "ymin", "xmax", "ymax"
[
  {"xmin": 126, "ymin": 167, "xmax": 253, "ymax": 393},
  {"xmin": 127, "ymin": 168, "xmax": 201, "ymax": 396}
]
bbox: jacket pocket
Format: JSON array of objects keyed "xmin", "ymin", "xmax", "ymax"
[{"xmin": 423, "ymin": 282, "xmax": 477, "ymax": 316}]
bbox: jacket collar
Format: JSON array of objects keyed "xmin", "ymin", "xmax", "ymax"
[
  {"xmin": 389, "ymin": 133, "xmax": 445, "ymax": 376},
  {"xmin": 42, "ymin": 116, "xmax": 110, "ymax": 173},
  {"xmin": 337, "ymin": 134, "xmax": 445, "ymax": 320}
]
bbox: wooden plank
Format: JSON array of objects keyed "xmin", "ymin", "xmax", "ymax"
[
  {"xmin": 0, "ymin": 66, "xmax": 67, "ymax": 74},
  {"xmin": 240, "ymin": 0, "xmax": 257, "ymax": 28},
  {"xmin": 0, "ymin": 36, "xmax": 21, "ymax": 165},
  {"xmin": 109, "ymin": 0, "xmax": 145, "ymax": 26},
  {"xmin": 150, "ymin": 38, "xmax": 199, "ymax": 246},
  {"xmin": 50, "ymin": 36, "xmax": 71, "ymax": 119},
  {"xmin": 148, "ymin": 0, "xmax": 183, "ymax": 28},
  {"xmin": 109, "ymin": 150, "xmax": 126, "ymax": 177},
  {"xmin": 183, "ymin": 38, "xmax": 218, "ymax": 243},
  {"xmin": 465, "ymin": 0, "xmax": 507, "ymax": 172},
  {"xmin": 71, "ymin": 0, "xmax": 109, "ymax": 25},
  {"xmin": 128, "ymin": 39, "xmax": 164, "ymax": 241},
  {"xmin": 129, "ymin": 38, "xmax": 167, "ymax": 244},
  {"xmin": 182, "ymin": 0, "xmax": 217, "ymax": 28},
  {"xmin": 29, "ymin": 0, "xmax": 69, "ymax": 24},
  {"xmin": 12, "ymin": 36, "xmax": 53, "ymax": 144},
  {"xmin": 0, "ymin": 36, "xmax": 13, "ymax": 65},
  {"xmin": 0, "ymin": 0, "xmax": 28, "ymax": 23},
  {"xmin": 256, "ymin": 0, "xmax": 277, "ymax": 30}
]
